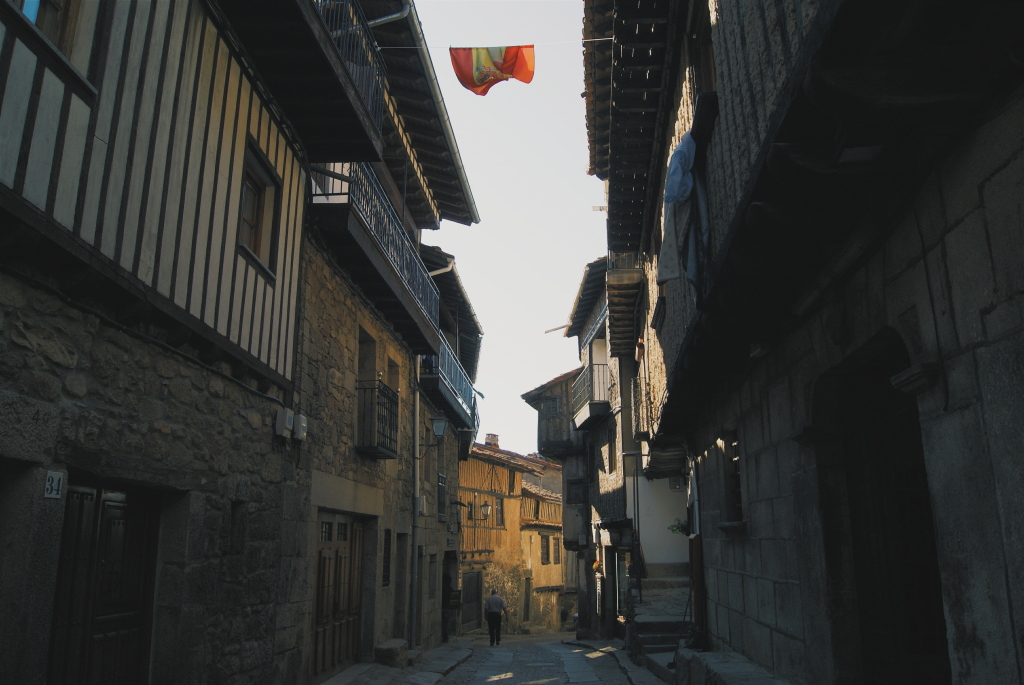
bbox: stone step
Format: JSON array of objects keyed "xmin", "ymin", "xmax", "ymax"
[
  {"xmin": 638, "ymin": 632, "xmax": 683, "ymax": 647},
  {"xmin": 642, "ymin": 576, "xmax": 690, "ymax": 590},
  {"xmin": 644, "ymin": 650, "xmax": 675, "ymax": 683},
  {"xmin": 645, "ymin": 562, "xmax": 689, "ymax": 578},
  {"xmin": 642, "ymin": 644, "xmax": 677, "ymax": 655},
  {"xmin": 634, "ymin": 615, "xmax": 687, "ymax": 633}
]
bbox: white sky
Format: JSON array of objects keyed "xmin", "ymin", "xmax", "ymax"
[{"xmin": 415, "ymin": 0, "xmax": 606, "ymax": 456}]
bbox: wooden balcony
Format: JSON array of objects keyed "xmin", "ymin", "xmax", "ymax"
[
  {"xmin": 606, "ymin": 252, "xmax": 644, "ymax": 357},
  {"xmin": 215, "ymin": 0, "xmax": 384, "ymax": 160}
]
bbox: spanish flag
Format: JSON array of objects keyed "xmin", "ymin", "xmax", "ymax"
[{"xmin": 449, "ymin": 46, "xmax": 535, "ymax": 96}]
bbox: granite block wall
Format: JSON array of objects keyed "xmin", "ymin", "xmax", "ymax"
[
  {"xmin": 0, "ymin": 266, "xmax": 302, "ymax": 685},
  {"xmin": 693, "ymin": 86, "xmax": 1024, "ymax": 684}
]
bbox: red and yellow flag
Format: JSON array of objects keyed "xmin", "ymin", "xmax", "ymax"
[{"xmin": 449, "ymin": 46, "xmax": 535, "ymax": 96}]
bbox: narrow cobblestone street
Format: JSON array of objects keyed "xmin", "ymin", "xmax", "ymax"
[
  {"xmin": 325, "ymin": 634, "xmax": 669, "ymax": 685},
  {"xmin": 442, "ymin": 636, "xmax": 633, "ymax": 685}
]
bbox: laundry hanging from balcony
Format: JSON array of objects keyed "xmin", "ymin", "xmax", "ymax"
[
  {"xmin": 449, "ymin": 46, "xmax": 535, "ymax": 95},
  {"xmin": 657, "ymin": 131, "xmax": 710, "ymax": 307}
]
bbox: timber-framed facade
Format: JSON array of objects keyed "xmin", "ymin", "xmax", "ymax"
[{"xmin": 0, "ymin": 0, "xmax": 482, "ymax": 682}]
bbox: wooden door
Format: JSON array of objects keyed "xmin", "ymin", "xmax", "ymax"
[
  {"xmin": 461, "ymin": 571, "xmax": 481, "ymax": 630},
  {"xmin": 48, "ymin": 485, "xmax": 159, "ymax": 685},
  {"xmin": 313, "ymin": 512, "xmax": 364, "ymax": 681},
  {"xmin": 841, "ymin": 357, "xmax": 951, "ymax": 685}
]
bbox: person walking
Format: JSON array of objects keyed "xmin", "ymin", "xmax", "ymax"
[{"xmin": 484, "ymin": 589, "xmax": 509, "ymax": 646}]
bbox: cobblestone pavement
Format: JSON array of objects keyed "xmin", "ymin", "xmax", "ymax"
[
  {"xmin": 632, "ymin": 585, "xmax": 689, "ymax": 619},
  {"xmin": 441, "ymin": 635, "xmax": 633, "ymax": 685}
]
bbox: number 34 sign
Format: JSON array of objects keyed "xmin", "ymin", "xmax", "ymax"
[{"xmin": 44, "ymin": 471, "xmax": 66, "ymax": 499}]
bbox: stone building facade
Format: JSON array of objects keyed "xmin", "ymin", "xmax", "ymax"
[
  {"xmin": 519, "ymin": 481, "xmax": 575, "ymax": 633},
  {"xmin": 0, "ymin": 269, "xmax": 300, "ymax": 684},
  {"xmin": 582, "ymin": 0, "xmax": 1024, "ymax": 683},
  {"xmin": 456, "ymin": 438, "xmax": 574, "ymax": 636},
  {"xmin": 0, "ymin": 0, "xmax": 482, "ymax": 683},
  {"xmin": 291, "ymin": 236, "xmax": 468, "ymax": 672}
]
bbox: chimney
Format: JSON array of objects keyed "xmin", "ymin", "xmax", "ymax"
[{"xmin": 485, "ymin": 433, "xmax": 499, "ymax": 448}]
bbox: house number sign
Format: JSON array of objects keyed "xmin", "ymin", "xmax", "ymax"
[{"xmin": 44, "ymin": 471, "xmax": 65, "ymax": 499}]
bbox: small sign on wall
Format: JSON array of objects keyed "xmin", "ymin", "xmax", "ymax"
[{"xmin": 44, "ymin": 471, "xmax": 65, "ymax": 499}]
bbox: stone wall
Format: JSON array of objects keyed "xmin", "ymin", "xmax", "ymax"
[
  {"xmin": 693, "ymin": 86, "xmax": 1024, "ymax": 685},
  {"xmin": 293, "ymin": 237, "xmax": 461, "ymax": 656},
  {"xmin": 0, "ymin": 267, "xmax": 300, "ymax": 685}
]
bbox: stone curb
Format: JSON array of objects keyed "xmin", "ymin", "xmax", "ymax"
[
  {"xmin": 419, "ymin": 647, "xmax": 473, "ymax": 675},
  {"xmin": 561, "ymin": 640, "xmax": 665, "ymax": 685}
]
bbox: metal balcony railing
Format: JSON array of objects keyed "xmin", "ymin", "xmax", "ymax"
[
  {"xmin": 608, "ymin": 251, "xmax": 641, "ymax": 270},
  {"xmin": 314, "ymin": 0, "xmax": 386, "ymax": 131},
  {"xmin": 356, "ymin": 380, "xmax": 399, "ymax": 458},
  {"xmin": 311, "ymin": 162, "xmax": 440, "ymax": 325},
  {"xmin": 422, "ymin": 336, "xmax": 475, "ymax": 420},
  {"xmin": 571, "ymin": 364, "xmax": 609, "ymax": 416}
]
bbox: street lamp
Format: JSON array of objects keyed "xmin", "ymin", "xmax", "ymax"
[
  {"xmin": 430, "ymin": 416, "xmax": 449, "ymax": 440},
  {"xmin": 480, "ymin": 501, "xmax": 492, "ymax": 521},
  {"xmin": 419, "ymin": 416, "xmax": 449, "ymax": 459}
]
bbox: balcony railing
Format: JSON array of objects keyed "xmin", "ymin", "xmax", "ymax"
[
  {"xmin": 311, "ymin": 162, "xmax": 439, "ymax": 325},
  {"xmin": 571, "ymin": 364, "xmax": 609, "ymax": 416},
  {"xmin": 356, "ymin": 380, "xmax": 399, "ymax": 459},
  {"xmin": 608, "ymin": 251, "xmax": 641, "ymax": 270},
  {"xmin": 422, "ymin": 336, "xmax": 475, "ymax": 421},
  {"xmin": 314, "ymin": 0, "xmax": 386, "ymax": 131}
]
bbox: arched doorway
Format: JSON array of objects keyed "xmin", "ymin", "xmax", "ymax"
[{"xmin": 813, "ymin": 329, "xmax": 950, "ymax": 684}]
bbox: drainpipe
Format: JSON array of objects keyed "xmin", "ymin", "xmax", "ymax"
[
  {"xmin": 406, "ymin": 2, "xmax": 481, "ymax": 224},
  {"xmin": 367, "ymin": 0, "xmax": 411, "ymax": 28},
  {"xmin": 410, "ymin": 358, "xmax": 421, "ymax": 648},
  {"xmin": 428, "ymin": 259, "xmax": 455, "ymax": 277}
]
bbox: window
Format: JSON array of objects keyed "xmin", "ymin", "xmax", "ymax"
[
  {"xmin": 723, "ymin": 433, "xmax": 743, "ymax": 522},
  {"xmin": 542, "ymin": 396, "xmax": 559, "ymax": 416},
  {"xmin": 587, "ymin": 440, "xmax": 597, "ymax": 483},
  {"xmin": 437, "ymin": 474, "xmax": 447, "ymax": 522},
  {"xmin": 238, "ymin": 143, "xmax": 280, "ymax": 273},
  {"xmin": 687, "ymin": 0, "xmax": 717, "ymax": 96},
  {"xmin": 467, "ymin": 502, "xmax": 474, "ymax": 522},
  {"xmin": 608, "ymin": 421, "xmax": 617, "ymax": 473},
  {"xmin": 495, "ymin": 498, "xmax": 505, "ymax": 527},
  {"xmin": 19, "ymin": 0, "xmax": 81, "ymax": 55},
  {"xmin": 382, "ymin": 529, "xmax": 392, "ymax": 586},
  {"xmin": 508, "ymin": 469, "xmax": 516, "ymax": 494},
  {"xmin": 526, "ymin": 498, "xmax": 540, "ymax": 519},
  {"xmin": 320, "ymin": 521, "xmax": 333, "ymax": 542},
  {"xmin": 540, "ymin": 535, "xmax": 550, "ymax": 565},
  {"xmin": 553, "ymin": 538, "xmax": 561, "ymax": 564}
]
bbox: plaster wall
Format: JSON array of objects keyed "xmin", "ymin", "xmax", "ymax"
[{"xmin": 626, "ymin": 474, "xmax": 689, "ymax": 566}]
